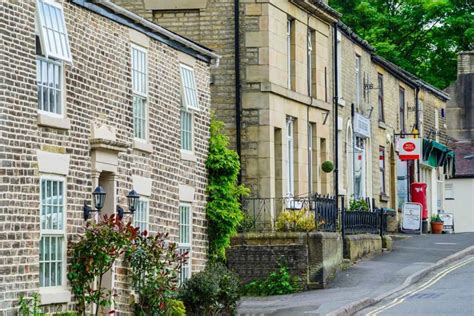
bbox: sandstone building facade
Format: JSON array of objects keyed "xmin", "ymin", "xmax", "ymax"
[
  {"xmin": 114, "ymin": 0, "xmax": 340, "ymax": 223},
  {"xmin": 115, "ymin": 0, "xmax": 453, "ymax": 226},
  {"xmin": 0, "ymin": 0, "xmax": 218, "ymax": 313}
]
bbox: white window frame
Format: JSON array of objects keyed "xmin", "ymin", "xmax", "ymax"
[
  {"xmin": 287, "ymin": 18, "xmax": 293, "ymax": 89},
  {"xmin": 178, "ymin": 203, "xmax": 192, "ymax": 284},
  {"xmin": 286, "ymin": 118, "xmax": 294, "ymax": 198},
  {"xmin": 36, "ymin": 56, "xmax": 65, "ymax": 117},
  {"xmin": 308, "ymin": 123, "xmax": 314, "ymax": 194},
  {"xmin": 307, "ymin": 29, "xmax": 314, "ymax": 96},
  {"xmin": 39, "ymin": 175, "xmax": 67, "ymax": 291},
  {"xmin": 336, "ymin": 31, "xmax": 343, "ymax": 101},
  {"xmin": 36, "ymin": 0, "xmax": 72, "ymax": 63},
  {"xmin": 131, "ymin": 44, "xmax": 149, "ymax": 141},
  {"xmin": 134, "ymin": 197, "xmax": 149, "ymax": 233},
  {"xmin": 180, "ymin": 109, "xmax": 194, "ymax": 153},
  {"xmin": 180, "ymin": 64, "xmax": 199, "ymax": 111}
]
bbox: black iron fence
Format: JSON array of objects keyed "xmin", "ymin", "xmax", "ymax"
[
  {"xmin": 341, "ymin": 196, "xmax": 387, "ymax": 237},
  {"xmin": 240, "ymin": 194, "xmax": 389, "ymax": 236},
  {"xmin": 239, "ymin": 194, "xmax": 338, "ymax": 233}
]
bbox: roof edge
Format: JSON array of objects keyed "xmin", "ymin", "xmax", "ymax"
[
  {"xmin": 337, "ymin": 21, "xmax": 375, "ymax": 52},
  {"xmin": 72, "ymin": 0, "xmax": 221, "ymax": 66}
]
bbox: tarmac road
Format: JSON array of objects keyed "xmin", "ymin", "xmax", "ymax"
[
  {"xmin": 357, "ymin": 256, "xmax": 474, "ymax": 316},
  {"xmin": 237, "ymin": 233, "xmax": 474, "ymax": 315}
]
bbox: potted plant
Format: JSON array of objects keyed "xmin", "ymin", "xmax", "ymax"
[{"xmin": 430, "ymin": 214, "xmax": 444, "ymax": 234}]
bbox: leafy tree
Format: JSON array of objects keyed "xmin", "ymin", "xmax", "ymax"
[
  {"xmin": 206, "ymin": 116, "xmax": 249, "ymax": 262},
  {"xmin": 330, "ymin": 0, "xmax": 474, "ymax": 89}
]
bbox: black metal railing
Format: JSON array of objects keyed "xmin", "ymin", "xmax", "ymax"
[
  {"xmin": 313, "ymin": 194, "xmax": 338, "ymax": 232},
  {"xmin": 239, "ymin": 194, "xmax": 338, "ymax": 233},
  {"xmin": 341, "ymin": 196, "xmax": 386, "ymax": 236}
]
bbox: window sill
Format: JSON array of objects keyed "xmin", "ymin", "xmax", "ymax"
[
  {"xmin": 39, "ymin": 287, "xmax": 71, "ymax": 305},
  {"xmin": 133, "ymin": 139, "xmax": 153, "ymax": 153},
  {"xmin": 378, "ymin": 121, "xmax": 387, "ymax": 130},
  {"xmin": 37, "ymin": 113, "xmax": 71, "ymax": 130},
  {"xmin": 181, "ymin": 150, "xmax": 197, "ymax": 162}
]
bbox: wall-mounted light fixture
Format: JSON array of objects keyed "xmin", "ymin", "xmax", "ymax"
[{"xmin": 83, "ymin": 186, "xmax": 140, "ymax": 221}]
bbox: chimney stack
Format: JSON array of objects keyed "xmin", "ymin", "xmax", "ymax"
[{"xmin": 458, "ymin": 51, "xmax": 474, "ymax": 75}]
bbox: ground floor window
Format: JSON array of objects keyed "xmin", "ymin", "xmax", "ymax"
[
  {"xmin": 40, "ymin": 177, "xmax": 66, "ymax": 288},
  {"xmin": 179, "ymin": 203, "xmax": 192, "ymax": 284},
  {"xmin": 354, "ymin": 136, "xmax": 366, "ymax": 199}
]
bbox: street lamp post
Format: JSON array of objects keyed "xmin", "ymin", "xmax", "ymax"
[{"xmin": 83, "ymin": 186, "xmax": 140, "ymax": 221}]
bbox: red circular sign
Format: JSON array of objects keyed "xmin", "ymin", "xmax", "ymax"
[{"xmin": 403, "ymin": 142, "xmax": 416, "ymax": 152}]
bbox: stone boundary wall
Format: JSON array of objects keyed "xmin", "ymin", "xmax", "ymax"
[
  {"xmin": 227, "ymin": 232, "xmax": 342, "ymax": 289},
  {"xmin": 344, "ymin": 234, "xmax": 382, "ymax": 262}
]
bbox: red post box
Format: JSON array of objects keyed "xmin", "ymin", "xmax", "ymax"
[{"xmin": 411, "ymin": 182, "xmax": 428, "ymax": 220}]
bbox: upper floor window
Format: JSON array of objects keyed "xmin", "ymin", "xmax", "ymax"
[
  {"xmin": 378, "ymin": 74, "xmax": 384, "ymax": 122},
  {"xmin": 180, "ymin": 64, "xmax": 199, "ymax": 111},
  {"xmin": 355, "ymin": 55, "xmax": 361, "ymax": 106},
  {"xmin": 36, "ymin": 0, "xmax": 72, "ymax": 63},
  {"xmin": 181, "ymin": 110, "xmax": 193, "ymax": 152},
  {"xmin": 39, "ymin": 176, "xmax": 66, "ymax": 288},
  {"xmin": 37, "ymin": 57, "xmax": 63, "ymax": 115},
  {"xmin": 336, "ymin": 31, "xmax": 342, "ymax": 100},
  {"xmin": 179, "ymin": 203, "xmax": 192, "ymax": 284},
  {"xmin": 180, "ymin": 64, "xmax": 198, "ymax": 153},
  {"xmin": 287, "ymin": 18, "xmax": 295, "ymax": 90},
  {"xmin": 307, "ymin": 29, "xmax": 316, "ymax": 97},
  {"xmin": 286, "ymin": 118, "xmax": 294, "ymax": 198},
  {"xmin": 399, "ymin": 87, "xmax": 405, "ymax": 132},
  {"xmin": 131, "ymin": 45, "xmax": 148, "ymax": 140}
]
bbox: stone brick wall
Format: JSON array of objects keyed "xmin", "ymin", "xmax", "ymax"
[
  {"xmin": 114, "ymin": 0, "xmax": 240, "ymax": 150},
  {"xmin": 227, "ymin": 232, "xmax": 342, "ymax": 289},
  {"xmin": 0, "ymin": 1, "xmax": 211, "ymax": 314}
]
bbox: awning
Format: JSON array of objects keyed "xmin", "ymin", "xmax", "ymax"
[{"xmin": 422, "ymin": 139, "xmax": 455, "ymax": 171}]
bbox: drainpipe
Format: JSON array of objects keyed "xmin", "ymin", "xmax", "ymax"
[
  {"xmin": 333, "ymin": 23, "xmax": 339, "ymax": 210},
  {"xmin": 234, "ymin": 0, "xmax": 242, "ymax": 185},
  {"xmin": 415, "ymin": 86, "xmax": 420, "ymax": 182}
]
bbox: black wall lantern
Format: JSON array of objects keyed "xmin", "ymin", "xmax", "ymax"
[{"xmin": 83, "ymin": 186, "xmax": 140, "ymax": 221}]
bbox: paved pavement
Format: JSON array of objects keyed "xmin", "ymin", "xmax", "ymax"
[
  {"xmin": 237, "ymin": 233, "xmax": 474, "ymax": 316},
  {"xmin": 357, "ymin": 255, "xmax": 474, "ymax": 315}
]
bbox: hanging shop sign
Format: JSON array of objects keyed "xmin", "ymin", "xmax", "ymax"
[
  {"xmin": 353, "ymin": 113, "xmax": 371, "ymax": 138},
  {"xmin": 399, "ymin": 138, "xmax": 421, "ymax": 160}
]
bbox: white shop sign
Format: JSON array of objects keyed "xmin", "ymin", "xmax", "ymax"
[
  {"xmin": 401, "ymin": 202, "xmax": 422, "ymax": 234},
  {"xmin": 354, "ymin": 113, "xmax": 371, "ymax": 138},
  {"xmin": 399, "ymin": 138, "xmax": 421, "ymax": 161}
]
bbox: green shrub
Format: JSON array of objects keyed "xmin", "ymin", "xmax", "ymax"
[
  {"xmin": 275, "ymin": 209, "xmax": 316, "ymax": 232},
  {"xmin": 127, "ymin": 232, "xmax": 187, "ymax": 316},
  {"xmin": 206, "ymin": 116, "xmax": 249, "ymax": 261},
  {"xmin": 243, "ymin": 265, "xmax": 300, "ymax": 296},
  {"xmin": 430, "ymin": 214, "xmax": 443, "ymax": 223},
  {"xmin": 321, "ymin": 160, "xmax": 334, "ymax": 173},
  {"xmin": 165, "ymin": 299, "xmax": 186, "ymax": 316},
  {"xmin": 179, "ymin": 262, "xmax": 241, "ymax": 315},
  {"xmin": 348, "ymin": 198, "xmax": 370, "ymax": 211}
]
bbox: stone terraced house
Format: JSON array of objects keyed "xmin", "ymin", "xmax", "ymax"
[
  {"xmin": 113, "ymin": 0, "xmax": 453, "ymax": 229},
  {"xmin": 114, "ymin": 0, "xmax": 341, "ymax": 224},
  {"xmin": 0, "ymin": 0, "xmax": 219, "ymax": 313}
]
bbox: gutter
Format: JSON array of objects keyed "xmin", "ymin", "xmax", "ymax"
[
  {"xmin": 92, "ymin": 0, "xmax": 221, "ymax": 67},
  {"xmin": 234, "ymin": 0, "xmax": 242, "ymax": 184}
]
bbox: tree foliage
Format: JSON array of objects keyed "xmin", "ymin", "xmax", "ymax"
[
  {"xmin": 330, "ymin": 0, "xmax": 474, "ymax": 89},
  {"xmin": 206, "ymin": 116, "xmax": 249, "ymax": 262}
]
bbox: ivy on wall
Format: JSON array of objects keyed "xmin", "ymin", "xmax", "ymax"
[{"xmin": 206, "ymin": 116, "xmax": 249, "ymax": 262}]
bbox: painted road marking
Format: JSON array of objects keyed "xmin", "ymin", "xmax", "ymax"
[
  {"xmin": 366, "ymin": 256, "xmax": 474, "ymax": 316},
  {"xmin": 434, "ymin": 242, "xmax": 457, "ymax": 245}
]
